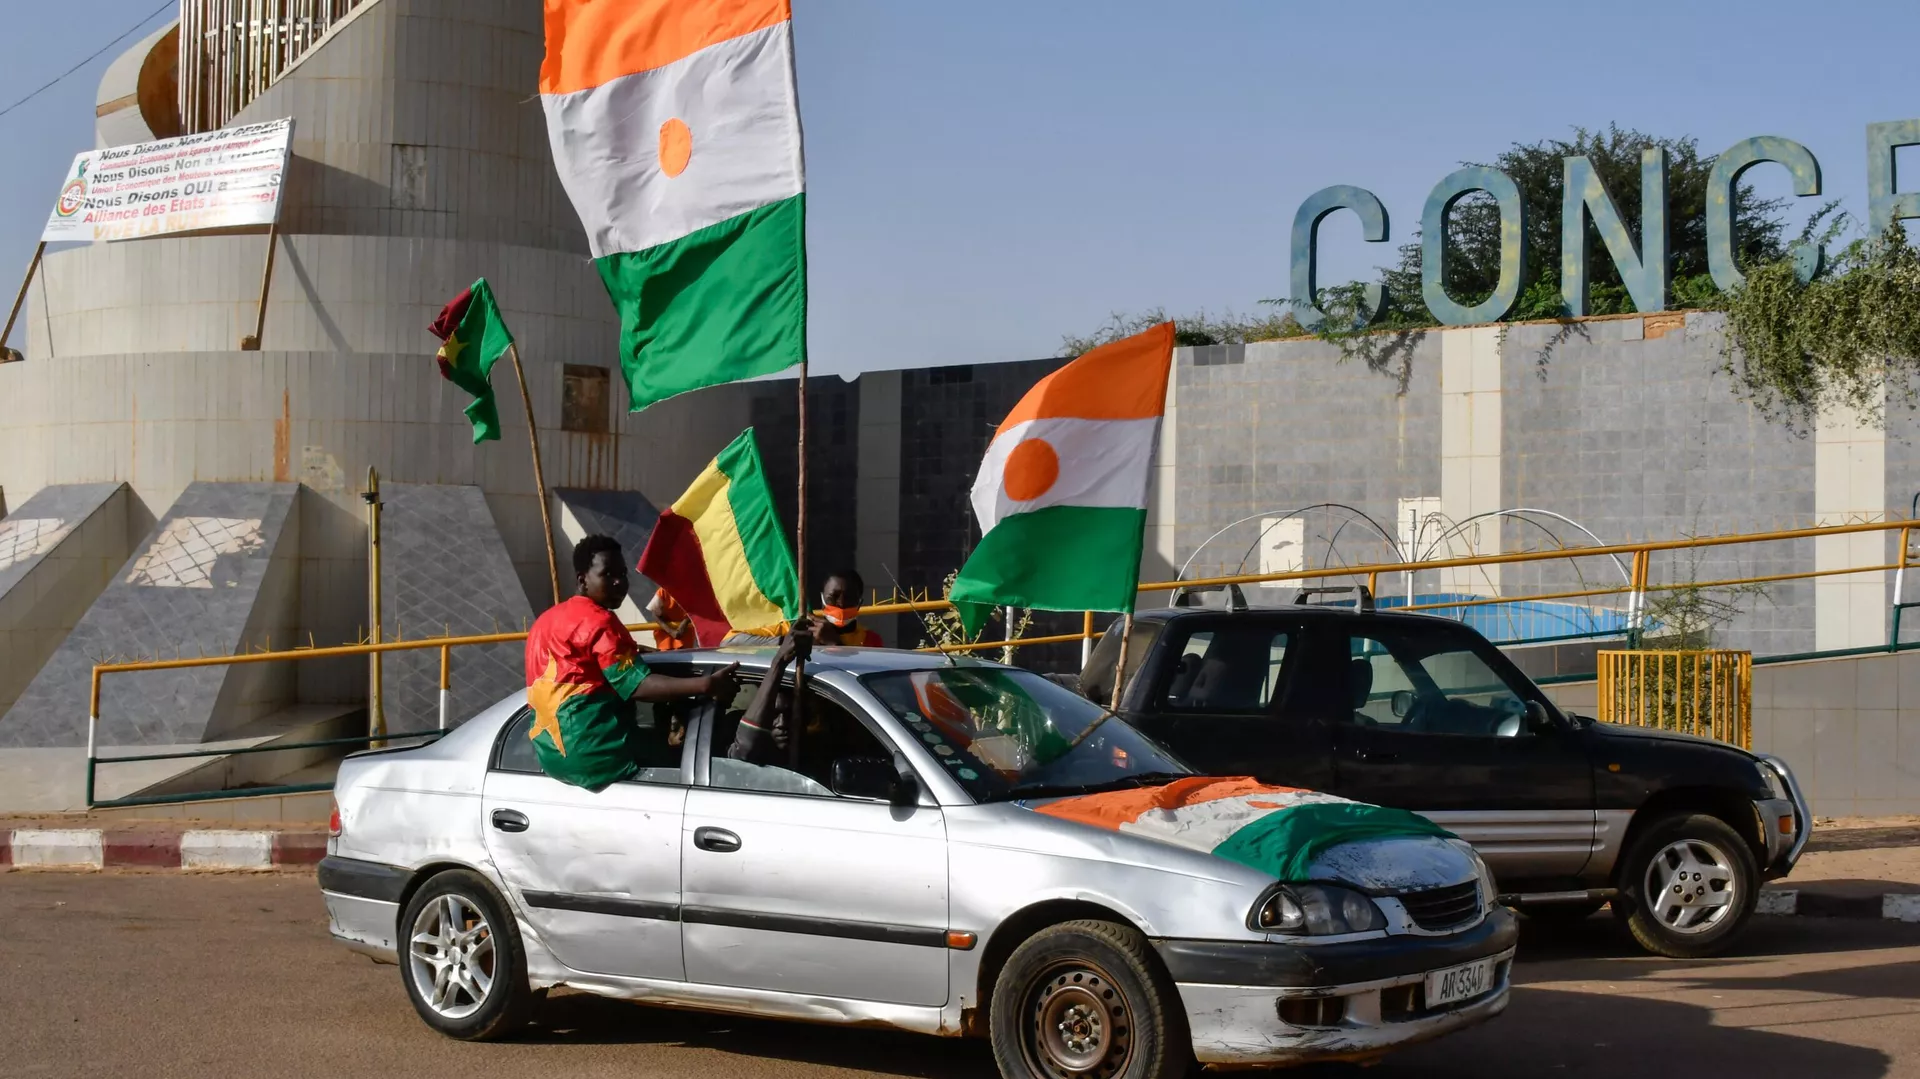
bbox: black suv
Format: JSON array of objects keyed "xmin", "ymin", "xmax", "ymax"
[{"xmin": 1078, "ymin": 589, "xmax": 1809, "ymax": 958}]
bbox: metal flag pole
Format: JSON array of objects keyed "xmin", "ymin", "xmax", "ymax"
[
  {"xmin": 1, "ymin": 242, "xmax": 47, "ymax": 363},
  {"xmin": 791, "ymin": 360, "xmax": 808, "ymax": 770},
  {"xmin": 505, "ymin": 342, "xmax": 562, "ymax": 607},
  {"xmin": 363, "ymin": 468, "xmax": 385, "ymax": 743}
]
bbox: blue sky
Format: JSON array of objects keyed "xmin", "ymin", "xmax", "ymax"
[{"xmin": 2, "ymin": 0, "xmax": 1917, "ymax": 375}]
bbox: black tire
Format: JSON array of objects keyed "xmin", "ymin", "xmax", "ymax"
[
  {"xmin": 989, "ymin": 919, "xmax": 1191, "ymax": 1079},
  {"xmin": 1613, "ymin": 813, "xmax": 1758, "ymax": 959},
  {"xmin": 397, "ymin": 869, "xmax": 536, "ymax": 1041}
]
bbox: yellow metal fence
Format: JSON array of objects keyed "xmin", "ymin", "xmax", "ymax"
[{"xmin": 1596, "ymin": 649, "xmax": 1753, "ymax": 748}]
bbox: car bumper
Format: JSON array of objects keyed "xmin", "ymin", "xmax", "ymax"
[
  {"xmin": 1755, "ymin": 754, "xmax": 1812, "ymax": 879},
  {"xmin": 318, "ymin": 855, "xmax": 406, "ymax": 963},
  {"xmin": 1154, "ymin": 908, "xmax": 1517, "ymax": 1066}
]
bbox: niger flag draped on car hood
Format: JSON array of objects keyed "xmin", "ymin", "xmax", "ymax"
[
  {"xmin": 1032, "ymin": 777, "xmax": 1453, "ymax": 883},
  {"xmin": 950, "ymin": 323, "xmax": 1175, "ymax": 634},
  {"xmin": 636, "ymin": 429, "xmax": 801, "ymax": 646}
]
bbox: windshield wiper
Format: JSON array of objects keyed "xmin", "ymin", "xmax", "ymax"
[{"xmin": 992, "ymin": 771, "xmax": 1189, "ymax": 803}]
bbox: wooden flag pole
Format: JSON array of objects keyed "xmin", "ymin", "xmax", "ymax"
[
  {"xmin": 506, "ymin": 342, "xmax": 562, "ymax": 607},
  {"xmin": 2, "ymin": 242, "xmax": 47, "ymax": 363},
  {"xmin": 239, "ymin": 221, "xmax": 280, "ymax": 351},
  {"xmin": 1109, "ymin": 613, "xmax": 1134, "ymax": 712}
]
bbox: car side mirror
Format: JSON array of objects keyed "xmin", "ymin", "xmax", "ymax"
[
  {"xmin": 832, "ymin": 756, "xmax": 918, "ymax": 805},
  {"xmin": 1524, "ymin": 700, "xmax": 1554, "ymax": 732},
  {"xmin": 1390, "ymin": 690, "xmax": 1415, "ymax": 718}
]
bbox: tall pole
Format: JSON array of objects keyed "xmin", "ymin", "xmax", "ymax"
[
  {"xmin": 2, "ymin": 242, "xmax": 47, "ymax": 363},
  {"xmin": 364, "ymin": 468, "xmax": 385, "ymax": 742},
  {"xmin": 791, "ymin": 361, "xmax": 808, "ymax": 770},
  {"xmin": 506, "ymin": 342, "xmax": 562, "ymax": 606},
  {"xmin": 239, "ymin": 221, "xmax": 280, "ymax": 350}
]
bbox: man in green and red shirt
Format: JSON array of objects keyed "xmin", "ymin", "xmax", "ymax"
[{"xmin": 525, "ymin": 534, "xmax": 737, "ymax": 791}]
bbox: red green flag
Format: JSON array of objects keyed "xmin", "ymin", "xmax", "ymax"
[{"xmin": 428, "ymin": 278, "xmax": 514, "ymax": 443}]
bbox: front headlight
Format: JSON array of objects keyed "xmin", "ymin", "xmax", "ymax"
[{"xmin": 1252, "ymin": 884, "xmax": 1386, "ymax": 935}]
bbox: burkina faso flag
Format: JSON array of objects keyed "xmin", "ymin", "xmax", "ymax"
[
  {"xmin": 428, "ymin": 278, "xmax": 515, "ymax": 443},
  {"xmin": 523, "ymin": 595, "xmax": 660, "ymax": 792}
]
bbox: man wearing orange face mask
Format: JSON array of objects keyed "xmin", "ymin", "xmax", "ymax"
[
  {"xmin": 817, "ymin": 568, "xmax": 884, "ymax": 647},
  {"xmin": 726, "ymin": 569, "xmax": 885, "ymax": 647}
]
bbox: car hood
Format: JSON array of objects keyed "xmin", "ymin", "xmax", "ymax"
[
  {"xmin": 1003, "ymin": 784, "xmax": 1479, "ymax": 893},
  {"xmin": 1584, "ymin": 718, "xmax": 1755, "ymax": 757}
]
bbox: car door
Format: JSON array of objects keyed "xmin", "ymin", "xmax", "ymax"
[
  {"xmin": 680, "ymin": 673, "xmax": 950, "ymax": 1007},
  {"xmin": 1126, "ymin": 616, "xmax": 1336, "ymax": 790},
  {"xmin": 1320, "ymin": 620, "xmax": 1597, "ymax": 881},
  {"xmin": 481, "ymin": 704, "xmax": 691, "ymax": 980}
]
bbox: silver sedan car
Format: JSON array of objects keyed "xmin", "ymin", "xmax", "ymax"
[{"xmin": 321, "ymin": 648, "xmax": 1516, "ymax": 1076}]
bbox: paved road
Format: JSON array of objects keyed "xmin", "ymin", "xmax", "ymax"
[{"xmin": 4, "ymin": 873, "xmax": 1920, "ymax": 1079}]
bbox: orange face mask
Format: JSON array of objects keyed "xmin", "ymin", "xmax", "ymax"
[{"xmin": 822, "ymin": 604, "xmax": 861, "ymax": 627}]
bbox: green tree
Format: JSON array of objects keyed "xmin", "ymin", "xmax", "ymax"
[{"xmin": 1059, "ymin": 307, "xmax": 1302, "ymax": 358}]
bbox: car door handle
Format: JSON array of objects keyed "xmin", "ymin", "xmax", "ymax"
[
  {"xmin": 490, "ymin": 809, "xmax": 529, "ymax": 833},
  {"xmin": 694, "ymin": 827, "xmax": 741, "ymax": 853}
]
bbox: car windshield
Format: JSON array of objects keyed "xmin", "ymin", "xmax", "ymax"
[{"xmin": 861, "ymin": 666, "xmax": 1191, "ymax": 802}]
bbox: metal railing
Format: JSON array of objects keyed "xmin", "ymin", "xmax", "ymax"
[
  {"xmin": 180, "ymin": 0, "xmax": 364, "ymax": 134},
  {"xmin": 80, "ymin": 515, "xmax": 1920, "ymax": 807},
  {"xmin": 85, "ymin": 623, "xmax": 657, "ymax": 809},
  {"xmin": 1596, "ymin": 650, "xmax": 1753, "ymax": 748}
]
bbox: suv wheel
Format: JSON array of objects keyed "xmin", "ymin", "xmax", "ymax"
[
  {"xmin": 990, "ymin": 919, "xmax": 1191, "ymax": 1079},
  {"xmin": 399, "ymin": 869, "xmax": 536, "ymax": 1040},
  {"xmin": 1614, "ymin": 813, "xmax": 1757, "ymax": 958}
]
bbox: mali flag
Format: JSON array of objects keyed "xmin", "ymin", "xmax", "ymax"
[
  {"xmin": 950, "ymin": 323, "xmax": 1175, "ymax": 634},
  {"xmin": 428, "ymin": 279, "xmax": 514, "ymax": 443},
  {"xmin": 637, "ymin": 429, "xmax": 800, "ymax": 646},
  {"xmin": 540, "ymin": 0, "xmax": 806, "ymax": 412}
]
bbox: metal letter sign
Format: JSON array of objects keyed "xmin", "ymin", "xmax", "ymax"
[
  {"xmin": 1562, "ymin": 149, "xmax": 1669, "ymax": 317},
  {"xmin": 1867, "ymin": 120, "xmax": 1920, "ymax": 240},
  {"xmin": 1421, "ymin": 167, "xmax": 1527, "ymax": 326},
  {"xmin": 1707, "ymin": 137, "xmax": 1824, "ymax": 290},
  {"xmin": 1290, "ymin": 186, "xmax": 1390, "ymax": 331}
]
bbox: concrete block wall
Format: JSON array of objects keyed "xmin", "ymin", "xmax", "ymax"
[{"xmin": 0, "ymin": 484, "xmax": 131, "ymax": 716}]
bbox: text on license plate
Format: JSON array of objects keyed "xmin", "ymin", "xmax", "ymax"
[{"xmin": 1424, "ymin": 958, "xmax": 1494, "ymax": 1007}]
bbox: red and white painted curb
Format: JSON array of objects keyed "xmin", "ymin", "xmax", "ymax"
[{"xmin": 0, "ymin": 827, "xmax": 325, "ymax": 870}]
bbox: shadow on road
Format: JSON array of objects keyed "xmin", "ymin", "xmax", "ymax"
[{"xmin": 1806, "ymin": 827, "xmax": 1920, "ymax": 853}]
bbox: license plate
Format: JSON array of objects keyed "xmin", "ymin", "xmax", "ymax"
[{"xmin": 1424, "ymin": 958, "xmax": 1494, "ymax": 1007}]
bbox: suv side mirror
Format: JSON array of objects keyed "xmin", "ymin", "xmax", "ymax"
[
  {"xmin": 832, "ymin": 756, "xmax": 918, "ymax": 805},
  {"xmin": 1390, "ymin": 690, "xmax": 1415, "ymax": 718},
  {"xmin": 1524, "ymin": 699, "xmax": 1555, "ymax": 732}
]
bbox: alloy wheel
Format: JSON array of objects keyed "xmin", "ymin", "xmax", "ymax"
[
  {"xmin": 1642, "ymin": 837, "xmax": 1738, "ymax": 934},
  {"xmin": 408, "ymin": 893, "xmax": 496, "ymax": 1020}
]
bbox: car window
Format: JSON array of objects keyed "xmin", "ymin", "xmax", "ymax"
[
  {"xmin": 705, "ymin": 679, "xmax": 897, "ymax": 799},
  {"xmin": 492, "ymin": 705, "xmax": 686, "ymax": 785},
  {"xmin": 1160, "ymin": 626, "xmax": 1291, "ymax": 713},
  {"xmin": 1080, "ymin": 618, "xmax": 1161, "ymax": 704},
  {"xmin": 1347, "ymin": 628, "xmax": 1538, "ymax": 737}
]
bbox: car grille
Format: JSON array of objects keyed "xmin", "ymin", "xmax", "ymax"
[{"xmin": 1396, "ymin": 881, "xmax": 1481, "ymax": 931}]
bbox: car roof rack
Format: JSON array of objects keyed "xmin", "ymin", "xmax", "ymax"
[
  {"xmin": 1169, "ymin": 581, "xmax": 1248, "ymax": 612},
  {"xmin": 1293, "ymin": 585, "xmax": 1375, "ymax": 612}
]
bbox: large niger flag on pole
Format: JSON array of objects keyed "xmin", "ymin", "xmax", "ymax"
[
  {"xmin": 541, "ymin": 0, "xmax": 806, "ymax": 412},
  {"xmin": 951, "ymin": 323, "xmax": 1175, "ymax": 635},
  {"xmin": 637, "ymin": 429, "xmax": 801, "ymax": 647}
]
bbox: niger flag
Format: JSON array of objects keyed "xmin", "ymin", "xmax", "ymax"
[
  {"xmin": 950, "ymin": 323, "xmax": 1175, "ymax": 634},
  {"xmin": 637, "ymin": 429, "xmax": 800, "ymax": 646}
]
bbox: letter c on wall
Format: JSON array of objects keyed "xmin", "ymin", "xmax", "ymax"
[
  {"xmin": 1290, "ymin": 185, "xmax": 1389, "ymax": 332},
  {"xmin": 1421, "ymin": 166, "xmax": 1527, "ymax": 326},
  {"xmin": 1706, "ymin": 136, "xmax": 1822, "ymax": 291}
]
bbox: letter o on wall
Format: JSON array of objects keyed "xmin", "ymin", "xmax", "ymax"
[{"xmin": 1421, "ymin": 166, "xmax": 1528, "ymax": 326}]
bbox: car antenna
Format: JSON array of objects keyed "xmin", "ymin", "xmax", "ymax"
[{"xmin": 880, "ymin": 563, "xmax": 959, "ymax": 666}]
